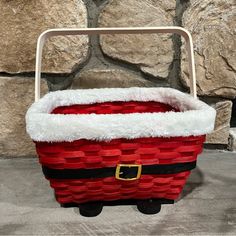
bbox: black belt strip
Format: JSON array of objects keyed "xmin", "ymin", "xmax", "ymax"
[{"xmin": 42, "ymin": 161, "xmax": 196, "ymax": 180}]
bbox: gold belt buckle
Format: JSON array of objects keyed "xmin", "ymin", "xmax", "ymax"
[{"xmin": 115, "ymin": 164, "xmax": 142, "ymax": 181}]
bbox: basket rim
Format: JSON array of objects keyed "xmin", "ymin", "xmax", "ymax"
[{"xmin": 26, "ymin": 87, "xmax": 216, "ymax": 142}]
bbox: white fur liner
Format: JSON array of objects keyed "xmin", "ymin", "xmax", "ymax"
[{"xmin": 26, "ymin": 87, "xmax": 216, "ymax": 142}]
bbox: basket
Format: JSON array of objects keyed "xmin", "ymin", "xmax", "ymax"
[{"xmin": 26, "ymin": 27, "xmax": 216, "ymax": 217}]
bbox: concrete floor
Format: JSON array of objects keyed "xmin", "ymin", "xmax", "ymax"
[{"xmin": 0, "ymin": 150, "xmax": 236, "ymax": 235}]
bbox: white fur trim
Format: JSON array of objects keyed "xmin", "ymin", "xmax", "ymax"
[{"xmin": 26, "ymin": 87, "xmax": 216, "ymax": 142}]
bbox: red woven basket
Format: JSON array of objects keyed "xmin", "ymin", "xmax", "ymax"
[
  {"xmin": 26, "ymin": 27, "xmax": 216, "ymax": 216},
  {"xmin": 35, "ymin": 101, "xmax": 206, "ymax": 204}
]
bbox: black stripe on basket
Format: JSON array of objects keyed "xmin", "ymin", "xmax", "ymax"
[{"xmin": 42, "ymin": 161, "xmax": 196, "ymax": 180}]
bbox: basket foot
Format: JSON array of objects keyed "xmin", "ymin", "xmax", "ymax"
[
  {"xmin": 137, "ymin": 199, "xmax": 161, "ymax": 215},
  {"xmin": 60, "ymin": 202, "xmax": 78, "ymax": 208},
  {"xmin": 79, "ymin": 202, "xmax": 103, "ymax": 217}
]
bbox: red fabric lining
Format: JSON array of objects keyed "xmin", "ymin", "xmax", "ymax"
[{"xmin": 52, "ymin": 101, "xmax": 179, "ymax": 115}]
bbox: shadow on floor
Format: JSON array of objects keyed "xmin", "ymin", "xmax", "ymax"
[
  {"xmin": 218, "ymin": 207, "xmax": 236, "ymax": 234},
  {"xmin": 179, "ymin": 167, "xmax": 205, "ymax": 201}
]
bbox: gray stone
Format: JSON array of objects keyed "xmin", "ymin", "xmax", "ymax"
[
  {"xmin": 181, "ymin": 0, "xmax": 236, "ymax": 99},
  {"xmin": 206, "ymin": 100, "xmax": 232, "ymax": 144},
  {"xmin": 99, "ymin": 0, "xmax": 175, "ymax": 78},
  {"xmin": 72, "ymin": 69, "xmax": 155, "ymax": 89},
  {"xmin": 0, "ymin": 0, "xmax": 88, "ymax": 74},
  {"xmin": 228, "ymin": 128, "xmax": 236, "ymax": 151},
  {"xmin": 0, "ymin": 77, "xmax": 48, "ymax": 157}
]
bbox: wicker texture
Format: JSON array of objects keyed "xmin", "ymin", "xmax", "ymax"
[
  {"xmin": 36, "ymin": 136, "xmax": 205, "ymax": 169},
  {"xmin": 50, "ymin": 172, "xmax": 191, "ymax": 204},
  {"xmin": 35, "ymin": 101, "xmax": 205, "ymax": 204}
]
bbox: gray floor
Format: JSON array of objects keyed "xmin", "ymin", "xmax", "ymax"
[{"xmin": 0, "ymin": 150, "xmax": 236, "ymax": 236}]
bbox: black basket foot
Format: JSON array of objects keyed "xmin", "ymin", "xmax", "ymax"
[
  {"xmin": 79, "ymin": 202, "xmax": 103, "ymax": 217},
  {"xmin": 60, "ymin": 202, "xmax": 78, "ymax": 208},
  {"xmin": 137, "ymin": 199, "xmax": 161, "ymax": 215}
]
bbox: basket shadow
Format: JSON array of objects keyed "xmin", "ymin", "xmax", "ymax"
[{"xmin": 178, "ymin": 167, "xmax": 204, "ymax": 201}]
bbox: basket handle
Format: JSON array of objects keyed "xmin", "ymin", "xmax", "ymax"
[{"xmin": 35, "ymin": 27, "xmax": 197, "ymax": 101}]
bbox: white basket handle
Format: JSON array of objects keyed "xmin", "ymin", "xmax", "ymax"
[{"xmin": 35, "ymin": 27, "xmax": 197, "ymax": 101}]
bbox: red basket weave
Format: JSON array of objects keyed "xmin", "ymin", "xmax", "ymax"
[{"xmin": 35, "ymin": 101, "xmax": 205, "ymax": 204}]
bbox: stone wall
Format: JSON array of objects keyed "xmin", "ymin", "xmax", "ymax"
[{"xmin": 0, "ymin": 0, "xmax": 235, "ymax": 157}]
